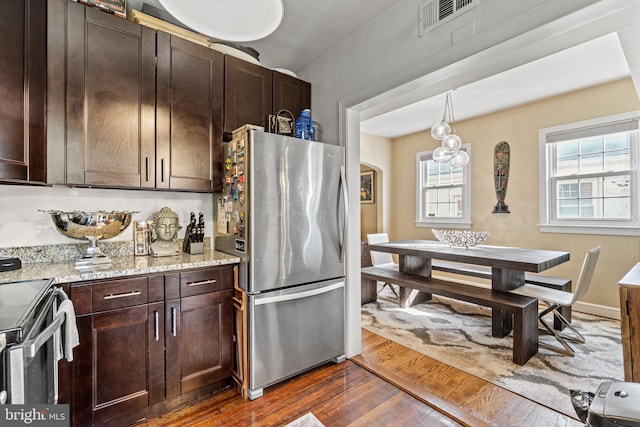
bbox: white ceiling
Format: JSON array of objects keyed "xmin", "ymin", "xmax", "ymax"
[
  {"xmin": 125, "ymin": 2, "xmax": 633, "ymax": 140},
  {"xmin": 126, "ymin": 0, "xmax": 398, "ymax": 73},
  {"xmin": 360, "ymin": 33, "xmax": 632, "ymax": 138}
]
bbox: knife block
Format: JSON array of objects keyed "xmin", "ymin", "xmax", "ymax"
[
  {"xmin": 185, "ymin": 241, "xmax": 204, "ymax": 255},
  {"xmin": 182, "ymin": 223, "xmax": 204, "ymax": 254}
]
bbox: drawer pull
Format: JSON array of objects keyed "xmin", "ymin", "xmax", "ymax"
[
  {"xmin": 103, "ymin": 290, "xmax": 141, "ymax": 300},
  {"xmin": 187, "ymin": 279, "xmax": 216, "ymax": 287},
  {"xmin": 171, "ymin": 307, "xmax": 177, "ymax": 337},
  {"xmin": 154, "ymin": 311, "xmax": 159, "ymax": 342}
]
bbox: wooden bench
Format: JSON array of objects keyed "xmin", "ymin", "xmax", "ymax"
[
  {"xmin": 361, "ymin": 265, "xmax": 539, "ymax": 365},
  {"xmin": 361, "ymin": 242, "xmax": 377, "ymax": 305},
  {"xmin": 431, "ymin": 259, "xmax": 572, "ymax": 330}
]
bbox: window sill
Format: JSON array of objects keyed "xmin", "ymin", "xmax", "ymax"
[
  {"xmin": 416, "ymin": 221, "xmax": 471, "ymax": 229},
  {"xmin": 539, "ymin": 224, "xmax": 640, "ymax": 236}
]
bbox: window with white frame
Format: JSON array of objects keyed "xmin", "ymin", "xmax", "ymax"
[
  {"xmin": 539, "ymin": 111, "xmax": 640, "ymax": 235},
  {"xmin": 416, "ymin": 144, "xmax": 471, "ymax": 228}
]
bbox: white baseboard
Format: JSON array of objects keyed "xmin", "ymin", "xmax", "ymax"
[{"xmin": 572, "ymin": 301, "xmax": 621, "ymax": 321}]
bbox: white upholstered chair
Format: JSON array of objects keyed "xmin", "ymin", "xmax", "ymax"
[
  {"xmin": 367, "ymin": 233, "xmax": 399, "ymax": 299},
  {"xmin": 510, "ymin": 246, "xmax": 601, "ymax": 356}
]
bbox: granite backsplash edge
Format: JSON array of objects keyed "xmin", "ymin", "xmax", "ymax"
[{"xmin": 0, "ymin": 238, "xmax": 212, "ymax": 264}]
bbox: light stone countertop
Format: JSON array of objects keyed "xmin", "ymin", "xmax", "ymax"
[{"xmin": 0, "ymin": 249, "xmax": 240, "ymax": 285}]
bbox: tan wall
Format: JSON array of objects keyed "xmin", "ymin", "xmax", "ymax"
[
  {"xmin": 389, "ymin": 78, "xmax": 640, "ymax": 311},
  {"xmin": 360, "ymin": 165, "xmax": 378, "ymax": 241}
]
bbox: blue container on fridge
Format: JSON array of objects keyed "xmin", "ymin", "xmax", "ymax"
[{"xmin": 295, "ymin": 109, "xmax": 314, "ymax": 141}]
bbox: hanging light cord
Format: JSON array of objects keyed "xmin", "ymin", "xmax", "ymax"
[{"xmin": 447, "ymin": 90, "xmax": 455, "ymax": 132}]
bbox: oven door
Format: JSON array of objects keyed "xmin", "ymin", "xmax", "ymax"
[
  {"xmin": 6, "ymin": 290, "xmax": 67, "ymax": 404},
  {"xmin": 0, "ymin": 333, "xmax": 6, "ymax": 404}
]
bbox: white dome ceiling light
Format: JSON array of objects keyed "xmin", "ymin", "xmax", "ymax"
[{"xmin": 158, "ymin": 0, "xmax": 284, "ymax": 42}]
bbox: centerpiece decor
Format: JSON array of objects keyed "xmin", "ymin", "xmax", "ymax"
[
  {"xmin": 432, "ymin": 229, "xmax": 490, "ymax": 248},
  {"xmin": 44, "ymin": 210, "xmax": 136, "ymax": 269}
]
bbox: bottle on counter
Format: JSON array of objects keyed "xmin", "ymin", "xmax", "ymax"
[{"xmin": 295, "ymin": 109, "xmax": 314, "ymax": 141}]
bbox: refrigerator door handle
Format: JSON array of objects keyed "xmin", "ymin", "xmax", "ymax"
[
  {"xmin": 339, "ymin": 165, "xmax": 348, "ymax": 262},
  {"xmin": 254, "ymin": 282, "xmax": 344, "ymax": 306}
]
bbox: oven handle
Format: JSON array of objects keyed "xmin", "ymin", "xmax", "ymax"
[{"xmin": 21, "ymin": 288, "xmax": 69, "ymax": 359}]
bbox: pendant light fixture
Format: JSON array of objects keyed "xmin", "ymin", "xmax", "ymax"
[
  {"xmin": 158, "ymin": 0, "xmax": 284, "ymax": 42},
  {"xmin": 430, "ymin": 91, "xmax": 469, "ymax": 167}
]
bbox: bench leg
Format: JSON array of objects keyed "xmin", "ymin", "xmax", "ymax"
[
  {"xmin": 361, "ymin": 278, "xmax": 377, "ymax": 305},
  {"xmin": 398, "ymin": 287, "xmax": 432, "ymax": 308},
  {"xmin": 491, "ymin": 310, "xmax": 513, "ymax": 338},
  {"xmin": 512, "ymin": 301, "xmax": 539, "ymax": 365}
]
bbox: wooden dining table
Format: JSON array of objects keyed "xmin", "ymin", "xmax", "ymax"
[{"xmin": 367, "ymin": 240, "xmax": 570, "ymax": 338}]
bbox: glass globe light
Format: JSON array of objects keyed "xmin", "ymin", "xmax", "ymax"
[
  {"xmin": 442, "ymin": 133, "xmax": 462, "ymax": 153},
  {"xmin": 449, "ymin": 150, "xmax": 470, "ymax": 168},
  {"xmin": 430, "ymin": 121, "xmax": 451, "ymax": 140},
  {"xmin": 432, "ymin": 146, "xmax": 452, "ymax": 163}
]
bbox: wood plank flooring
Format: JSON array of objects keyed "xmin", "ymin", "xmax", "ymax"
[
  {"xmin": 137, "ymin": 359, "xmax": 459, "ymax": 426},
  {"xmin": 138, "ymin": 330, "xmax": 583, "ymax": 427},
  {"xmin": 354, "ymin": 329, "xmax": 583, "ymax": 427}
]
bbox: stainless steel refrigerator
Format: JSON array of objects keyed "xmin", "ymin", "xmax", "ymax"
[{"xmin": 216, "ymin": 125, "xmax": 347, "ymax": 400}]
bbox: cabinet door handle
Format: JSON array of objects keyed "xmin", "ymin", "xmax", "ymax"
[
  {"xmin": 187, "ymin": 279, "xmax": 216, "ymax": 287},
  {"xmin": 145, "ymin": 157, "xmax": 150, "ymax": 182},
  {"xmin": 161, "ymin": 158, "xmax": 165, "ymax": 183},
  {"xmin": 154, "ymin": 310, "xmax": 159, "ymax": 342},
  {"xmin": 103, "ymin": 290, "xmax": 141, "ymax": 300},
  {"xmin": 171, "ymin": 306, "xmax": 177, "ymax": 337}
]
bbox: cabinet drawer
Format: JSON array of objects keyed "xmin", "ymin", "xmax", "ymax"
[
  {"xmin": 180, "ymin": 266, "xmax": 233, "ymax": 297},
  {"xmin": 93, "ymin": 277, "xmax": 149, "ymax": 312}
]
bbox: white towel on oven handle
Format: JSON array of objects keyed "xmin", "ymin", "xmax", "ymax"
[{"xmin": 54, "ymin": 299, "xmax": 80, "ymax": 362}]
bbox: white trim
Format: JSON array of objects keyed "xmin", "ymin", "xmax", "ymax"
[
  {"xmin": 341, "ymin": 104, "xmax": 362, "ymax": 359},
  {"xmin": 573, "ymin": 300, "xmax": 621, "ymax": 320},
  {"xmin": 415, "ymin": 144, "xmax": 471, "ymax": 228},
  {"xmin": 539, "ymin": 109, "xmax": 640, "ymax": 233},
  {"xmin": 416, "ymin": 221, "xmax": 472, "ymax": 229},
  {"xmin": 539, "ymin": 224, "xmax": 640, "ymax": 236}
]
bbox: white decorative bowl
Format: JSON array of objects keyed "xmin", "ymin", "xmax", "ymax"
[{"xmin": 432, "ymin": 229, "xmax": 490, "ymax": 248}]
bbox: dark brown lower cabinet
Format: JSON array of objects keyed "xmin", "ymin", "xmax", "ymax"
[
  {"xmin": 69, "ymin": 266, "xmax": 234, "ymax": 427},
  {"xmin": 166, "ymin": 290, "xmax": 233, "ymax": 398},
  {"xmin": 74, "ymin": 303, "xmax": 165, "ymax": 427}
]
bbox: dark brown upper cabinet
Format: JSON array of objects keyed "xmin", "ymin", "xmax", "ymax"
[
  {"xmin": 0, "ymin": 0, "xmax": 47, "ymax": 185},
  {"xmin": 61, "ymin": 2, "xmax": 223, "ymax": 192},
  {"xmin": 273, "ymin": 70, "xmax": 311, "ymax": 121},
  {"xmin": 223, "ymin": 56, "xmax": 273, "ymax": 139},
  {"xmin": 157, "ymin": 33, "xmax": 224, "ymax": 192},
  {"xmin": 65, "ymin": 3, "xmax": 156, "ymax": 189},
  {"xmin": 223, "ymin": 56, "xmax": 312, "ymax": 141}
]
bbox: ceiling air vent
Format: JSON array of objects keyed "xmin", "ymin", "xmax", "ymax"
[{"xmin": 419, "ymin": 0, "xmax": 478, "ymax": 36}]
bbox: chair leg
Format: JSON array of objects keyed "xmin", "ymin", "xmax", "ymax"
[
  {"xmin": 378, "ymin": 282, "xmax": 399, "ymax": 299},
  {"xmin": 538, "ymin": 302, "xmax": 584, "ymax": 356},
  {"xmin": 551, "ymin": 308, "xmax": 585, "ymax": 344}
]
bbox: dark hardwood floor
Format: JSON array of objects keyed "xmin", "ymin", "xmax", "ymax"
[
  {"xmin": 138, "ymin": 359, "xmax": 459, "ymax": 426},
  {"xmin": 139, "ymin": 330, "xmax": 583, "ymax": 427}
]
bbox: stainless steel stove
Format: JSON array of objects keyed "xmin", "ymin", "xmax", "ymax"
[{"xmin": 0, "ymin": 278, "xmax": 70, "ymax": 405}]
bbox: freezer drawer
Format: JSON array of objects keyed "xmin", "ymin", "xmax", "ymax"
[{"xmin": 248, "ymin": 279, "xmax": 345, "ymax": 399}]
